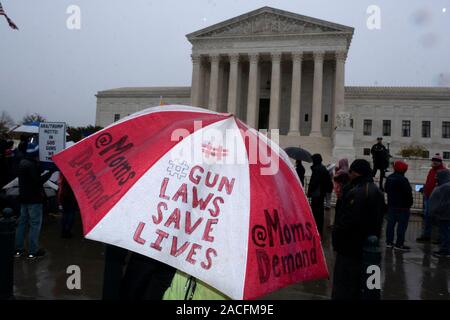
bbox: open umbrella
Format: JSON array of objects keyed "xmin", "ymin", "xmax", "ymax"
[
  {"xmin": 53, "ymin": 105, "xmax": 328, "ymax": 300},
  {"xmin": 284, "ymin": 147, "xmax": 313, "ymax": 163}
]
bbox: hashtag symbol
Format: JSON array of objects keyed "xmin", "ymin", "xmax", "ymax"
[{"xmin": 202, "ymin": 143, "xmax": 228, "ymax": 160}]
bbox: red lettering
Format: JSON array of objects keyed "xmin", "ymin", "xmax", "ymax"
[
  {"xmin": 152, "ymin": 202, "xmax": 167, "ymax": 224},
  {"xmin": 208, "ymin": 196, "xmax": 224, "ymax": 217},
  {"xmin": 192, "ymin": 187, "xmax": 214, "ymax": 210},
  {"xmin": 172, "ymin": 183, "xmax": 188, "ymax": 203},
  {"xmin": 218, "ymin": 176, "xmax": 235, "ymax": 195},
  {"xmin": 189, "ymin": 165, "xmax": 204, "ymax": 184},
  {"xmin": 202, "ymin": 219, "xmax": 218, "ymax": 242},
  {"xmin": 170, "ymin": 236, "xmax": 190, "ymax": 257},
  {"xmin": 185, "ymin": 211, "xmax": 204, "ymax": 235},
  {"xmin": 133, "ymin": 222, "xmax": 146, "ymax": 245},
  {"xmin": 186, "ymin": 243, "xmax": 202, "ymax": 265},
  {"xmin": 159, "ymin": 178, "xmax": 170, "ymax": 200},
  {"xmin": 205, "ymin": 171, "xmax": 219, "ymax": 188},
  {"xmin": 150, "ymin": 229, "xmax": 169, "ymax": 251},
  {"xmin": 164, "ymin": 208, "xmax": 181, "ymax": 229},
  {"xmin": 201, "ymin": 248, "xmax": 217, "ymax": 270}
]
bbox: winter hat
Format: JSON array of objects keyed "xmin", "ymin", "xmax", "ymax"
[
  {"xmin": 432, "ymin": 153, "xmax": 443, "ymax": 162},
  {"xmin": 26, "ymin": 143, "xmax": 39, "ymax": 158},
  {"xmin": 349, "ymin": 159, "xmax": 372, "ymax": 177},
  {"xmin": 393, "ymin": 160, "xmax": 408, "ymax": 173}
]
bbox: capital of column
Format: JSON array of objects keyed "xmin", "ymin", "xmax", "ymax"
[
  {"xmin": 248, "ymin": 53, "xmax": 259, "ymax": 64},
  {"xmin": 292, "ymin": 51, "xmax": 304, "ymax": 62},
  {"xmin": 191, "ymin": 54, "xmax": 201, "ymax": 64},
  {"xmin": 209, "ymin": 54, "xmax": 221, "ymax": 63},
  {"xmin": 335, "ymin": 51, "xmax": 347, "ymax": 62},
  {"xmin": 270, "ymin": 52, "xmax": 282, "ymax": 63},
  {"xmin": 229, "ymin": 53, "xmax": 240, "ymax": 64},
  {"xmin": 313, "ymin": 51, "xmax": 325, "ymax": 61}
]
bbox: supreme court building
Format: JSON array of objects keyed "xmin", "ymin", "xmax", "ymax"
[{"xmin": 96, "ymin": 7, "xmax": 450, "ymax": 169}]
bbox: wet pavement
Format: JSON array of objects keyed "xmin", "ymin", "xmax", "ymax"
[{"xmin": 13, "ymin": 209, "xmax": 450, "ymax": 300}]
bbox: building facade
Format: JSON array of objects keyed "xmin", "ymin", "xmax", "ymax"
[{"xmin": 95, "ymin": 7, "xmax": 450, "ymax": 179}]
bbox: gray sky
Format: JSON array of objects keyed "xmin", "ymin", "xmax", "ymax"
[{"xmin": 1, "ymin": 0, "xmax": 449, "ymax": 127}]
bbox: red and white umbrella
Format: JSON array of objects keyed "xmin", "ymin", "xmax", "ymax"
[{"xmin": 53, "ymin": 105, "xmax": 328, "ymax": 300}]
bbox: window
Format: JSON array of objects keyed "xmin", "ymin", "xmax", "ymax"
[
  {"xmin": 443, "ymin": 122, "xmax": 450, "ymax": 139},
  {"xmin": 304, "ymin": 114, "xmax": 309, "ymax": 122},
  {"xmin": 363, "ymin": 119, "xmax": 372, "ymax": 136},
  {"xmin": 444, "ymin": 152, "xmax": 450, "ymax": 160},
  {"xmin": 363, "ymin": 148, "xmax": 371, "ymax": 156},
  {"xmin": 324, "ymin": 114, "xmax": 329, "ymax": 123},
  {"xmin": 402, "ymin": 120, "xmax": 411, "ymax": 137},
  {"xmin": 350, "ymin": 119, "xmax": 354, "ymax": 128},
  {"xmin": 423, "ymin": 151, "xmax": 430, "ymax": 159},
  {"xmin": 422, "ymin": 121, "xmax": 431, "ymax": 138},
  {"xmin": 114, "ymin": 114, "xmax": 120, "ymax": 122},
  {"xmin": 382, "ymin": 120, "xmax": 391, "ymax": 136}
]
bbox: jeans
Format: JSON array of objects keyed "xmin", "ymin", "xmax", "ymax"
[
  {"xmin": 15, "ymin": 203, "xmax": 43, "ymax": 254},
  {"xmin": 421, "ymin": 197, "xmax": 432, "ymax": 238},
  {"xmin": 439, "ymin": 220, "xmax": 450, "ymax": 254},
  {"xmin": 386, "ymin": 208, "xmax": 410, "ymax": 246}
]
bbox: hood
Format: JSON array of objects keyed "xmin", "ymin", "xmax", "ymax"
[
  {"xmin": 311, "ymin": 154, "xmax": 323, "ymax": 166},
  {"xmin": 436, "ymin": 170, "xmax": 450, "ymax": 186}
]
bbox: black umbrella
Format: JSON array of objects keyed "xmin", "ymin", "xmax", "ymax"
[{"xmin": 284, "ymin": 147, "xmax": 313, "ymax": 163}]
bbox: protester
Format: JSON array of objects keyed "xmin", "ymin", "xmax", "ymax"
[
  {"xmin": 370, "ymin": 137, "xmax": 389, "ymax": 191},
  {"xmin": 428, "ymin": 170, "xmax": 450, "ymax": 258},
  {"xmin": 12, "ymin": 135, "xmax": 29, "ymax": 180},
  {"xmin": 385, "ymin": 160, "xmax": 413, "ymax": 251},
  {"xmin": 14, "ymin": 143, "xmax": 54, "ymax": 259},
  {"xmin": 417, "ymin": 153, "xmax": 446, "ymax": 243},
  {"xmin": 331, "ymin": 159, "xmax": 386, "ymax": 300},
  {"xmin": 295, "ymin": 160, "xmax": 305, "ymax": 186},
  {"xmin": 4, "ymin": 140, "xmax": 15, "ymax": 184},
  {"xmin": 57, "ymin": 173, "xmax": 78, "ymax": 238},
  {"xmin": 325, "ymin": 164, "xmax": 334, "ymax": 210},
  {"xmin": 120, "ymin": 252, "xmax": 176, "ymax": 300},
  {"xmin": 307, "ymin": 154, "xmax": 333, "ymax": 237},
  {"xmin": 333, "ymin": 158, "xmax": 350, "ymax": 224}
]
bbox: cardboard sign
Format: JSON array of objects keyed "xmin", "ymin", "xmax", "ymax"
[{"xmin": 39, "ymin": 122, "xmax": 66, "ymax": 163}]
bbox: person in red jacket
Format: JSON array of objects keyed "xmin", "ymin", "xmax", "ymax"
[{"xmin": 417, "ymin": 154, "xmax": 446, "ymax": 242}]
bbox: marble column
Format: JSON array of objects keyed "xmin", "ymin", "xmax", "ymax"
[
  {"xmin": 246, "ymin": 53, "xmax": 260, "ymax": 128},
  {"xmin": 268, "ymin": 52, "xmax": 282, "ymax": 130},
  {"xmin": 333, "ymin": 51, "xmax": 347, "ymax": 131},
  {"xmin": 227, "ymin": 53, "xmax": 240, "ymax": 115},
  {"xmin": 190, "ymin": 54, "xmax": 202, "ymax": 107},
  {"xmin": 288, "ymin": 52, "xmax": 303, "ymax": 135},
  {"xmin": 208, "ymin": 54, "xmax": 220, "ymax": 111},
  {"xmin": 310, "ymin": 51, "xmax": 325, "ymax": 137}
]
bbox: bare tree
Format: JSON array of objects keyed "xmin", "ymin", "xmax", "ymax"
[
  {"xmin": 0, "ymin": 111, "xmax": 15, "ymax": 136},
  {"xmin": 22, "ymin": 113, "xmax": 46, "ymax": 124}
]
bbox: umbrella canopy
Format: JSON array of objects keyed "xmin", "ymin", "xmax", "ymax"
[
  {"xmin": 284, "ymin": 147, "xmax": 313, "ymax": 163},
  {"xmin": 11, "ymin": 124, "xmax": 39, "ymax": 134},
  {"xmin": 53, "ymin": 105, "xmax": 328, "ymax": 300},
  {"xmin": 3, "ymin": 171, "xmax": 59, "ymax": 197}
]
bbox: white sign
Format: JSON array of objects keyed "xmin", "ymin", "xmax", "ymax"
[{"xmin": 39, "ymin": 122, "xmax": 66, "ymax": 162}]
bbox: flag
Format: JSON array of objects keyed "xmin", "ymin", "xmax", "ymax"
[{"xmin": 0, "ymin": 2, "xmax": 19, "ymax": 30}]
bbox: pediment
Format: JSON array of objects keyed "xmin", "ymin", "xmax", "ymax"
[{"xmin": 187, "ymin": 7, "xmax": 353, "ymax": 40}]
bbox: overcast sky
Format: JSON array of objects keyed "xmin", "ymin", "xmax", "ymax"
[{"xmin": 1, "ymin": 0, "xmax": 449, "ymax": 126}]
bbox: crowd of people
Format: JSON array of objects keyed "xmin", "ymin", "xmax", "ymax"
[
  {"xmin": 2, "ymin": 133, "xmax": 449, "ymax": 300},
  {"xmin": 294, "ymin": 137, "xmax": 450, "ymax": 299}
]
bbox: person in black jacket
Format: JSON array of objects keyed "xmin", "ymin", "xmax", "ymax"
[
  {"xmin": 295, "ymin": 160, "xmax": 305, "ymax": 186},
  {"xmin": 14, "ymin": 143, "xmax": 53, "ymax": 259},
  {"xmin": 385, "ymin": 160, "xmax": 413, "ymax": 251},
  {"xmin": 332, "ymin": 159, "xmax": 386, "ymax": 300},
  {"xmin": 370, "ymin": 137, "xmax": 389, "ymax": 191},
  {"xmin": 307, "ymin": 154, "xmax": 333, "ymax": 237}
]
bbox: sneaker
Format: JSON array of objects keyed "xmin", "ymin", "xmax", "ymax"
[
  {"xmin": 386, "ymin": 243, "xmax": 394, "ymax": 249},
  {"xmin": 433, "ymin": 251, "xmax": 450, "ymax": 258},
  {"xmin": 394, "ymin": 245, "xmax": 411, "ymax": 252},
  {"xmin": 416, "ymin": 236, "xmax": 431, "ymax": 243},
  {"xmin": 27, "ymin": 249, "xmax": 46, "ymax": 260},
  {"xmin": 14, "ymin": 250, "xmax": 24, "ymax": 258}
]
